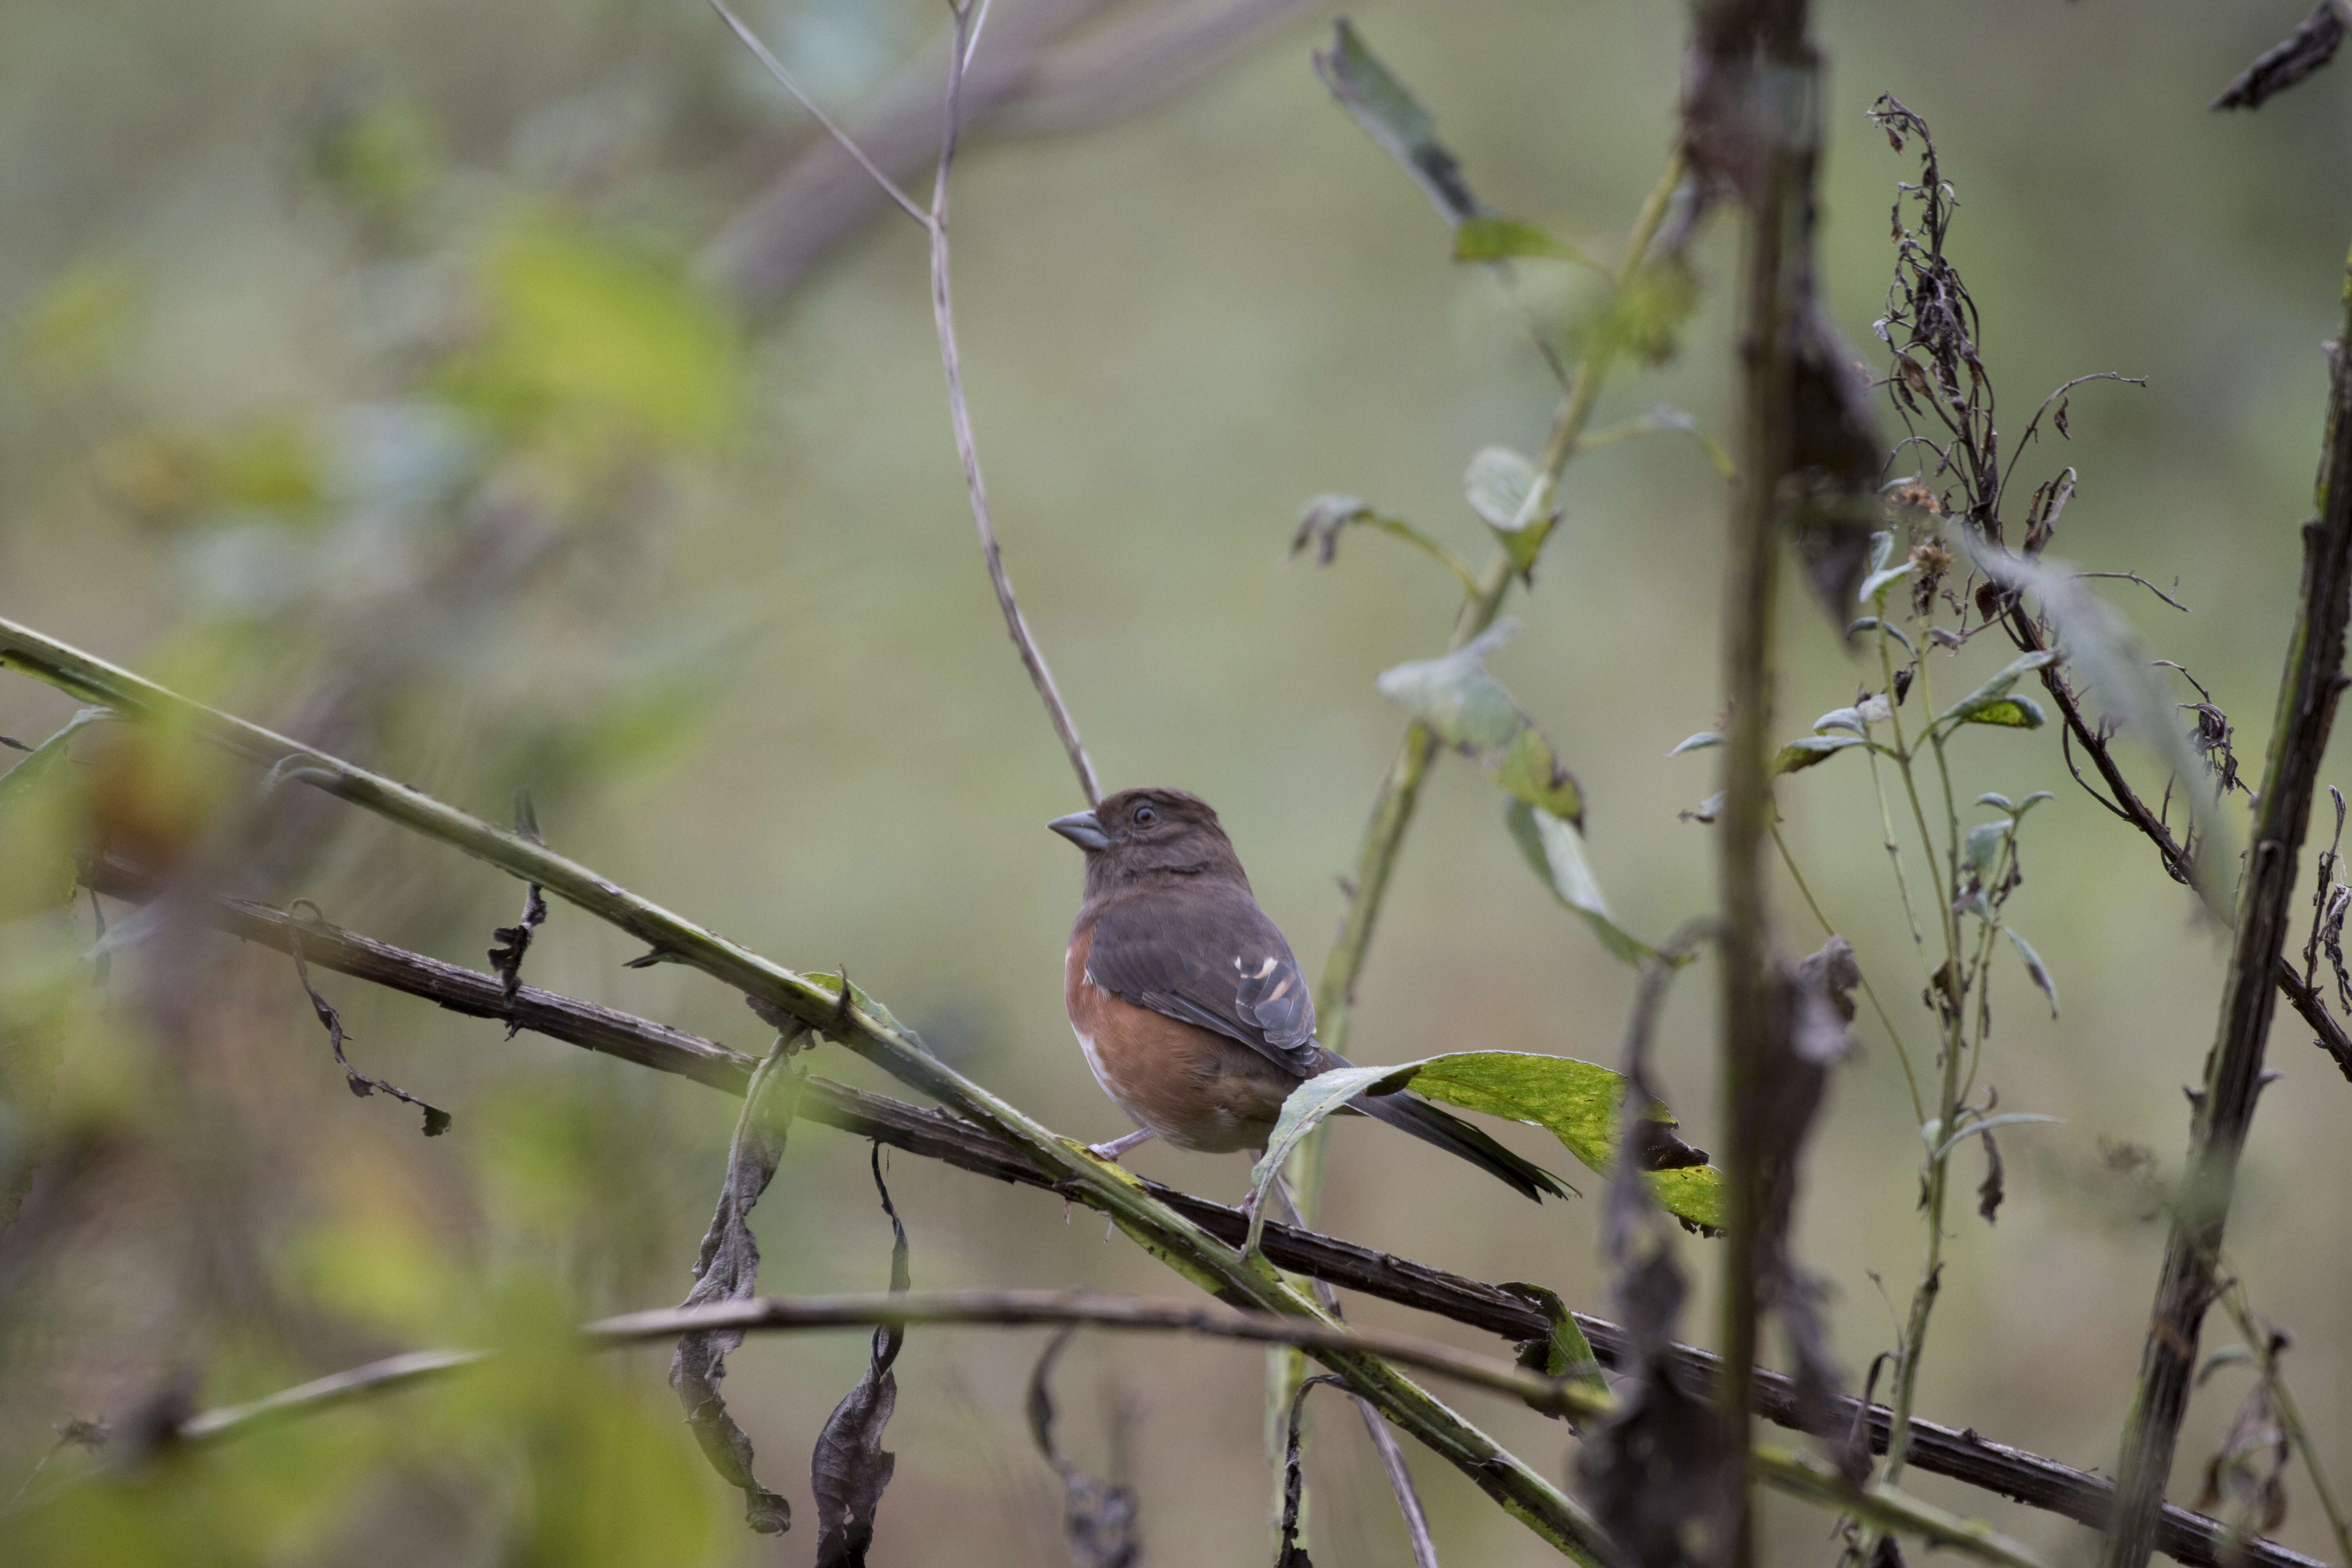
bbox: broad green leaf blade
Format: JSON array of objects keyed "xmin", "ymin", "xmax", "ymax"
[
  {"xmin": 1310, "ymin": 20, "xmax": 1478, "ymax": 223},
  {"xmin": 0, "ymin": 709, "xmax": 109, "ymax": 923},
  {"xmin": 1403, "ymin": 1050, "xmax": 1724, "ymax": 1232},
  {"xmin": 1453, "ymin": 217, "xmax": 1601, "ymax": 272},
  {"xmin": 1246, "ymin": 1063, "xmax": 1419, "ymax": 1250},
  {"xmin": 1505, "ymin": 800, "xmax": 1657, "ymax": 966},
  {"xmin": 1771, "ymin": 734, "xmax": 1868, "ymax": 775},
  {"xmin": 1378, "ymin": 623, "xmax": 1583, "ymax": 821},
  {"xmin": 2007, "ymin": 929, "xmax": 2058, "ymax": 1016}
]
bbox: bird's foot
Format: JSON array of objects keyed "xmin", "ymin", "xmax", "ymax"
[{"xmin": 1085, "ymin": 1128, "xmax": 1157, "ymax": 1163}]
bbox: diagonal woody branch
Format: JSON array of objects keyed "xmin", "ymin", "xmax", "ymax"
[
  {"xmin": 2098, "ymin": 248, "xmax": 2352, "ymax": 1568},
  {"xmin": 0, "ymin": 615, "xmax": 1597, "ymax": 1563},
  {"xmin": 89, "ymin": 864, "xmax": 2327, "ymax": 1568}
]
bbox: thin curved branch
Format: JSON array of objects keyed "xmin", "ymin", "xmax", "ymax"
[{"xmin": 134, "ymin": 1290, "xmax": 2053, "ymax": 1568}]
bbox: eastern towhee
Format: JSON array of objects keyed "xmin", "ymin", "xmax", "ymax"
[{"xmin": 1050, "ymin": 787, "xmax": 1566, "ymax": 1202}]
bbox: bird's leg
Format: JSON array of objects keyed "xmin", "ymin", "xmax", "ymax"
[{"xmin": 1086, "ymin": 1127, "xmax": 1156, "ymax": 1163}]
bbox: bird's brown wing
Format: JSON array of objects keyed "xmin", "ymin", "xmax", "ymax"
[{"xmin": 1083, "ymin": 884, "xmax": 1321, "ymax": 1076}]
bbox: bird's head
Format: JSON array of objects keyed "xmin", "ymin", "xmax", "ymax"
[{"xmin": 1048, "ymin": 788, "xmax": 1247, "ymax": 892}]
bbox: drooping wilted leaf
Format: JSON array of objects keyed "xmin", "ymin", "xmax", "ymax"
[
  {"xmin": 2197, "ymin": 1355, "xmax": 2292, "ymax": 1538},
  {"xmin": 1453, "ymin": 216, "xmax": 1601, "ymax": 271},
  {"xmin": 813, "ymin": 1147, "xmax": 913, "ymax": 1566},
  {"xmin": 1976, "ymin": 1127, "xmax": 2006, "ymax": 1224},
  {"xmin": 2213, "ymin": 1, "xmax": 2347, "ymax": 111},
  {"xmin": 486, "ymin": 791, "xmax": 548, "ymax": 1037},
  {"xmin": 286, "ymin": 907, "xmax": 453, "ymax": 1136},
  {"xmin": 2007, "ymin": 929, "xmax": 2058, "ymax": 1017},
  {"xmin": 1377, "ymin": 622, "xmax": 1584, "ymax": 822},
  {"xmin": 1506, "ymin": 799, "xmax": 1662, "ymax": 967},
  {"xmin": 1027, "ymin": 1329, "xmax": 1141, "ymax": 1568},
  {"xmin": 1289, "ymin": 495, "xmax": 1480, "ymax": 593},
  {"xmin": 671, "ymin": 1038, "xmax": 806, "ymax": 1534},
  {"xmin": 1275, "ymin": 1375, "xmax": 1350, "ymax": 1568},
  {"xmin": 1245, "ymin": 1062, "xmax": 1417, "ymax": 1247},
  {"xmin": 1668, "ymin": 731, "xmax": 1724, "ymax": 757},
  {"xmin": 1310, "ymin": 20, "xmax": 1477, "ymax": 223}
]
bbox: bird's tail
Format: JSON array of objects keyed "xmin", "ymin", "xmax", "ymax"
[{"xmin": 1352, "ymin": 1089, "xmax": 1572, "ymax": 1202}]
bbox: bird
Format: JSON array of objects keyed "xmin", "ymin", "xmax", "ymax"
[{"xmin": 1048, "ymin": 786, "xmax": 1567, "ymax": 1205}]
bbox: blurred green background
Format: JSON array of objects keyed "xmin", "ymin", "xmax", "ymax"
[{"xmin": 2, "ymin": 0, "xmax": 2348, "ymax": 1563}]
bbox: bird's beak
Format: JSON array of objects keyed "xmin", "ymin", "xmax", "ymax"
[{"xmin": 1047, "ymin": 810, "xmax": 1110, "ymax": 852}]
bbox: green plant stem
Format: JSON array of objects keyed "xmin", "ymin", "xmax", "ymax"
[
  {"xmin": 1769, "ymin": 820, "xmax": 1927, "ymax": 1123},
  {"xmin": 0, "ymin": 615, "xmax": 1609, "ymax": 1566},
  {"xmin": 1267, "ymin": 146, "xmax": 1687, "ymax": 1537},
  {"xmin": 1870, "ymin": 618, "xmax": 1975, "ymax": 1492},
  {"xmin": 1309, "ymin": 147, "xmax": 1688, "ymax": 1068}
]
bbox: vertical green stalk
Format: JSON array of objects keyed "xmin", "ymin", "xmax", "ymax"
[{"xmin": 1264, "ymin": 150, "xmax": 1685, "ymax": 1540}]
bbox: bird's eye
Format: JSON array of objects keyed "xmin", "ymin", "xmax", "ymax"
[{"xmin": 1131, "ymin": 804, "xmax": 1158, "ymax": 826}]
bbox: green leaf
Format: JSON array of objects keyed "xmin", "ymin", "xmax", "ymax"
[
  {"xmin": 1404, "ymin": 1051, "xmax": 1723, "ymax": 1232},
  {"xmin": 1310, "ymin": 20, "xmax": 1478, "ymax": 223},
  {"xmin": 1245, "ymin": 1062, "xmax": 1416, "ymax": 1250},
  {"xmin": 2008, "ymin": 929, "xmax": 2058, "ymax": 1016},
  {"xmin": 1965, "ymin": 819, "xmax": 2014, "ymax": 878},
  {"xmin": 1505, "ymin": 800, "xmax": 1662, "ymax": 967},
  {"xmin": 1461, "ymin": 446, "xmax": 1554, "ymax": 577},
  {"xmin": 1453, "ymin": 217, "xmax": 1601, "ymax": 272},
  {"xmin": 1496, "ymin": 1282, "xmax": 1607, "ymax": 1401},
  {"xmin": 1847, "ymin": 617, "xmax": 1916, "ymax": 655},
  {"xmin": 1290, "ymin": 495, "xmax": 1481, "ymax": 593},
  {"xmin": 1858, "ymin": 561, "xmax": 1915, "ymax": 603},
  {"xmin": 1248, "ymin": 1050, "xmax": 1725, "ymax": 1240},
  {"xmin": 1935, "ymin": 651, "xmax": 2058, "ymax": 733},
  {"xmin": 1667, "ymin": 731, "xmax": 1723, "ymax": 757},
  {"xmin": 1377, "ymin": 622, "xmax": 1583, "ymax": 821},
  {"xmin": 1571, "ymin": 256, "xmax": 1699, "ymax": 367},
  {"xmin": 1771, "ymin": 733, "xmax": 1868, "ymax": 775},
  {"xmin": 1951, "ymin": 694, "xmax": 2045, "ymax": 729},
  {"xmin": 0, "ymin": 709, "xmax": 109, "ymax": 923}
]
